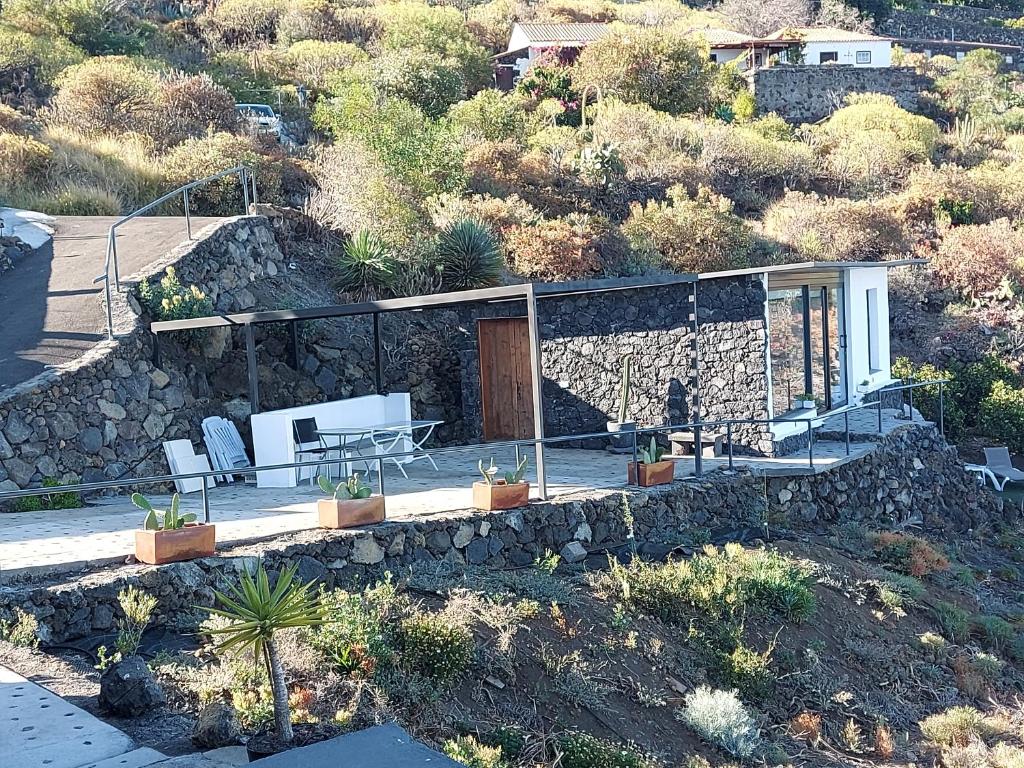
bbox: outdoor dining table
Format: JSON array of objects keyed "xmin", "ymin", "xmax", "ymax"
[{"xmin": 316, "ymin": 420, "xmax": 444, "ymax": 478}]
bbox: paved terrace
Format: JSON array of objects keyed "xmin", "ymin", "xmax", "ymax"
[{"xmin": 0, "ymin": 407, "xmax": 928, "ymax": 580}]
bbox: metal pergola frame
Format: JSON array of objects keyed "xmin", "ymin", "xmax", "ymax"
[{"xmin": 149, "ymin": 274, "xmax": 699, "ymax": 500}]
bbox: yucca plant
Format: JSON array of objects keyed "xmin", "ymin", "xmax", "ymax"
[
  {"xmin": 335, "ymin": 229, "xmax": 398, "ymax": 299},
  {"xmin": 205, "ymin": 563, "xmax": 325, "ymax": 744},
  {"xmin": 436, "ymin": 219, "xmax": 503, "ymax": 292}
]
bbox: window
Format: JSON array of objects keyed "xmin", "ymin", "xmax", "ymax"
[
  {"xmin": 1007, "ymin": 55, "xmax": 1015, "ymax": 64},
  {"xmin": 710, "ymin": 53, "xmax": 718, "ymax": 63},
  {"xmin": 856, "ymin": 50, "xmax": 871, "ymax": 64},
  {"xmin": 820, "ymin": 51, "xmax": 838, "ymax": 63},
  {"xmin": 866, "ymin": 288, "xmax": 881, "ymax": 373},
  {"xmin": 956, "ymin": 51, "xmax": 966, "ymax": 61}
]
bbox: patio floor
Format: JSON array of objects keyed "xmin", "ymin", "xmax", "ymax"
[{"xmin": 0, "ymin": 407, "xmax": 929, "ymax": 580}]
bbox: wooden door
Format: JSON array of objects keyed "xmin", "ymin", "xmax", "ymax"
[{"xmin": 478, "ymin": 318, "xmax": 535, "ymax": 441}]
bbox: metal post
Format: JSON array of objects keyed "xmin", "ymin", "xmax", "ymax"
[
  {"xmin": 525, "ymin": 284, "xmax": 547, "ymax": 500},
  {"xmin": 110, "ymin": 232, "xmax": 121, "ymax": 291},
  {"xmin": 103, "ymin": 272, "xmax": 114, "ymax": 340},
  {"xmin": 694, "ymin": 423, "xmax": 703, "ymax": 477},
  {"xmin": 241, "ymin": 168, "xmax": 251, "ymax": 212},
  {"xmin": 908, "ymin": 385, "xmax": 914, "ymax": 421},
  {"xmin": 631, "ymin": 429, "xmax": 639, "ymax": 486},
  {"xmin": 201, "ymin": 475, "xmax": 210, "ymax": 524},
  {"xmin": 245, "ymin": 323, "xmax": 260, "ymax": 414},
  {"xmin": 807, "ymin": 419, "xmax": 814, "ymax": 469},
  {"xmin": 877, "ymin": 399, "xmax": 883, "ymax": 433},
  {"xmin": 152, "ymin": 334, "xmax": 162, "ymax": 367},
  {"xmin": 377, "ymin": 456, "xmax": 385, "ymax": 497},
  {"xmin": 938, "ymin": 382, "xmax": 945, "ymax": 435},
  {"xmin": 184, "ymin": 187, "xmax": 192, "ymax": 240},
  {"xmin": 373, "ymin": 312, "xmax": 382, "ymax": 394},
  {"xmin": 726, "ymin": 423, "xmax": 734, "ymax": 471},
  {"xmin": 251, "ymin": 171, "xmax": 258, "ymax": 206},
  {"xmin": 289, "ymin": 320, "xmax": 300, "ymax": 369},
  {"xmin": 844, "ymin": 410, "xmax": 850, "ymax": 455}
]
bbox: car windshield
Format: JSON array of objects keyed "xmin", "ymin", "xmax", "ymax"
[{"xmin": 237, "ymin": 105, "xmax": 274, "ymax": 118}]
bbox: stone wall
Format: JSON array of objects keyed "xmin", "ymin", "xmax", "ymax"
[
  {"xmin": 0, "ymin": 423, "xmax": 1007, "ymax": 644},
  {"xmin": 895, "ymin": 38, "xmax": 1024, "ymax": 70},
  {"xmin": 0, "ymin": 234, "xmax": 33, "ymax": 280},
  {"xmin": 751, "ymin": 65, "xmax": 932, "ymax": 123},
  {"xmin": 881, "ymin": 8, "xmax": 1024, "ymax": 48}
]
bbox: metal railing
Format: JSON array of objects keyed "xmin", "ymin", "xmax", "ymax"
[
  {"xmin": 0, "ymin": 380, "xmax": 946, "ymax": 525},
  {"xmin": 94, "ymin": 166, "xmax": 258, "ymax": 340}
]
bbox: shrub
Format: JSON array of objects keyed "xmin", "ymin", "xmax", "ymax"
[
  {"xmin": 622, "ymin": 185, "xmax": 751, "ymax": 273},
  {"xmin": 872, "ymin": 532, "xmax": 949, "ymax": 578},
  {"xmin": 763, "ymin": 191, "xmax": 910, "ymax": 262},
  {"xmin": 29, "ymin": 184, "xmax": 122, "ymax": 215},
  {"xmin": 286, "ymin": 40, "xmax": 366, "ymax": 89},
  {"xmin": 919, "ymin": 706, "xmax": 1003, "ymax": 747},
  {"xmin": 933, "ymin": 601, "xmax": 971, "ymax": 643},
  {"xmin": 436, "ymin": 219, "xmax": 503, "ymax": 291},
  {"xmin": 890, "ymin": 357, "xmax": 967, "ymax": 440},
  {"xmin": 200, "ymin": 0, "xmax": 286, "ymax": 48},
  {"xmin": 677, "ymin": 686, "xmax": 761, "ymax": 759},
  {"xmin": 935, "ymin": 49, "xmax": 1019, "ymax": 120},
  {"xmin": 573, "ymin": 25, "xmax": 715, "ymax": 115},
  {"xmin": 517, "ymin": 51, "xmax": 579, "ymax": 125},
  {"xmin": 557, "ymin": 732, "xmax": 650, "ymax": 768},
  {"xmin": 0, "ymin": 24, "xmax": 86, "ymax": 85},
  {"xmin": 398, "ymin": 613, "xmax": 474, "ymax": 685},
  {"xmin": 312, "ymin": 580, "xmax": 400, "ymax": 677},
  {"xmin": 716, "ymin": 640, "xmax": 774, "ymax": 699},
  {"xmin": 334, "ymin": 230, "xmax": 399, "ymax": 300},
  {"xmin": 0, "ymin": 607, "xmax": 40, "ymax": 649},
  {"xmin": 972, "ymin": 614, "xmax": 1018, "ymax": 656},
  {"xmin": 504, "ymin": 216, "xmax": 605, "ymax": 281},
  {"xmin": 154, "ymin": 73, "xmax": 238, "ymax": 148},
  {"xmin": 444, "ymin": 736, "xmax": 509, "ymax": 768},
  {"xmin": 15, "ymin": 0, "xmax": 149, "ymax": 55},
  {"xmin": 276, "ymin": 0, "xmax": 344, "ymax": 46},
  {"xmin": 0, "ymin": 131, "xmax": 52, "ymax": 181},
  {"xmin": 137, "ymin": 266, "xmax": 213, "ymax": 321},
  {"xmin": 10, "ymin": 476, "xmax": 83, "ymax": 512},
  {"xmin": 161, "ymin": 132, "xmax": 291, "ymax": 214},
  {"xmin": 931, "ymin": 219, "xmax": 1024, "ymax": 296},
  {"xmin": 980, "ymin": 381, "xmax": 1024, "ymax": 454},
  {"xmin": 448, "ymin": 89, "xmax": 528, "ymax": 143},
  {"xmin": 369, "ymin": 46, "xmax": 467, "ymax": 119},
  {"xmin": 51, "ymin": 56, "xmax": 159, "ymax": 136}
]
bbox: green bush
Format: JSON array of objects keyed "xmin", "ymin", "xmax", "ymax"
[
  {"xmin": 398, "ymin": 612, "xmax": 474, "ymax": 685},
  {"xmin": 573, "ymin": 25, "xmax": 714, "ymax": 116},
  {"xmin": 622, "ymin": 185, "xmax": 751, "ymax": 273},
  {"xmin": 286, "ymin": 39, "xmax": 366, "ymax": 89},
  {"xmin": 436, "ymin": 219, "xmax": 503, "ymax": 291},
  {"xmin": 980, "ymin": 380, "xmax": 1024, "ymax": 453},
  {"xmin": 200, "ymin": 0, "xmax": 286, "ymax": 48},
  {"xmin": 448, "ymin": 89, "xmax": 528, "ymax": 143},
  {"xmin": 276, "ymin": 0, "xmax": 344, "ymax": 46},
  {"xmin": 334, "ymin": 230, "xmax": 400, "ymax": 299},
  {"xmin": 368, "ymin": 46, "xmax": 467, "ymax": 119},
  {"xmin": 443, "ymin": 736, "xmax": 509, "ymax": 768},
  {"xmin": 0, "ymin": 607, "xmax": 40, "ymax": 649},
  {"xmin": 312, "ymin": 580, "xmax": 400, "ymax": 676},
  {"xmin": 155, "ymin": 72, "xmax": 238, "ymax": 148},
  {"xmin": 935, "ymin": 49, "xmax": 1021, "ymax": 120},
  {"xmin": 933, "ymin": 601, "xmax": 970, "ymax": 643},
  {"xmin": 137, "ymin": 266, "xmax": 213, "ymax": 321},
  {"xmin": 891, "ymin": 358, "xmax": 966, "ymax": 440},
  {"xmin": 28, "ymin": 183, "xmax": 122, "ymax": 215},
  {"xmin": 10, "ymin": 477, "xmax": 83, "ymax": 512},
  {"xmin": 51, "ymin": 55, "xmax": 159, "ymax": 136},
  {"xmin": 557, "ymin": 732, "xmax": 649, "ymax": 768},
  {"xmin": 0, "ymin": 24, "xmax": 86, "ymax": 85}
]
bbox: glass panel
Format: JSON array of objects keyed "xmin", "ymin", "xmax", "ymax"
[
  {"xmin": 829, "ymin": 286, "xmax": 847, "ymax": 407},
  {"xmin": 768, "ymin": 288, "xmax": 806, "ymax": 415},
  {"xmin": 808, "ymin": 290, "xmax": 827, "ymax": 408}
]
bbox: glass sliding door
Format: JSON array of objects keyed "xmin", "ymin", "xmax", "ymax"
[
  {"xmin": 826, "ymin": 286, "xmax": 847, "ymax": 408},
  {"xmin": 767, "ymin": 288, "xmax": 807, "ymax": 416}
]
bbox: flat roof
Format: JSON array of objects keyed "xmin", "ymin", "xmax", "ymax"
[{"xmin": 698, "ymin": 259, "xmax": 927, "ymax": 281}]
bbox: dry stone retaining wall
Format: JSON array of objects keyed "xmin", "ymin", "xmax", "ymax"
[{"xmin": 0, "ymin": 424, "xmax": 1006, "ymax": 644}]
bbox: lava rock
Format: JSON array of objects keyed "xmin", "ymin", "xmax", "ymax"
[
  {"xmin": 192, "ymin": 701, "xmax": 242, "ymax": 748},
  {"xmin": 98, "ymin": 656, "xmax": 166, "ymax": 717}
]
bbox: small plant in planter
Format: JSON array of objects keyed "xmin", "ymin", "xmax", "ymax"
[
  {"xmin": 316, "ymin": 473, "xmax": 385, "ymax": 529},
  {"xmin": 627, "ymin": 437, "xmax": 675, "ymax": 487},
  {"xmin": 206, "ymin": 562, "xmax": 326, "ymax": 760},
  {"xmin": 796, "ymin": 393, "xmax": 816, "ymax": 409},
  {"xmin": 132, "ymin": 492, "xmax": 215, "ymax": 565},
  {"xmin": 607, "ymin": 352, "xmax": 636, "ymax": 453},
  {"xmin": 473, "ymin": 455, "xmax": 530, "ymax": 511},
  {"xmin": 857, "ymin": 379, "xmax": 872, "ymax": 394}
]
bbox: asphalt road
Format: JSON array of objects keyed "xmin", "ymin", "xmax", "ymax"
[{"xmin": 0, "ymin": 216, "xmax": 220, "ymax": 389}]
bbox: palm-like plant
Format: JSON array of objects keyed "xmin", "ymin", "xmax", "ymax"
[
  {"xmin": 436, "ymin": 219, "xmax": 503, "ymax": 292},
  {"xmin": 205, "ymin": 563, "xmax": 325, "ymax": 744},
  {"xmin": 335, "ymin": 229, "xmax": 398, "ymax": 299}
]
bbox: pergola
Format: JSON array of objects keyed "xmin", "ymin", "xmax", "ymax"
[{"xmin": 149, "ymin": 274, "xmax": 698, "ymax": 498}]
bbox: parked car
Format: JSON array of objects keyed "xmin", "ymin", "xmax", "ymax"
[{"xmin": 236, "ymin": 104, "xmax": 283, "ymax": 139}]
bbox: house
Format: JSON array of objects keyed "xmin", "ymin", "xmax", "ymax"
[
  {"xmin": 763, "ymin": 26, "xmax": 893, "ymax": 67},
  {"xmin": 692, "ymin": 28, "xmax": 800, "ymax": 70},
  {"xmin": 494, "ymin": 22, "xmax": 610, "ymax": 89}
]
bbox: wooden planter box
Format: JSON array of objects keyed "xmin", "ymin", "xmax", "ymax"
[
  {"xmin": 628, "ymin": 460, "xmax": 675, "ymax": 487},
  {"xmin": 473, "ymin": 481, "xmax": 530, "ymax": 511},
  {"xmin": 135, "ymin": 523, "xmax": 215, "ymax": 565},
  {"xmin": 318, "ymin": 496, "xmax": 386, "ymax": 529}
]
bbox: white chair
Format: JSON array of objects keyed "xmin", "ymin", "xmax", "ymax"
[{"xmin": 162, "ymin": 439, "xmax": 213, "ymax": 494}]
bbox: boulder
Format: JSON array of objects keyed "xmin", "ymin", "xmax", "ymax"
[
  {"xmin": 98, "ymin": 656, "xmax": 166, "ymax": 717},
  {"xmin": 192, "ymin": 702, "xmax": 241, "ymax": 748}
]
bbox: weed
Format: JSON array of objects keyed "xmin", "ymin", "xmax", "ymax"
[
  {"xmin": 11, "ymin": 477, "xmax": 84, "ymax": 512},
  {"xmin": 919, "ymin": 706, "xmax": 1005, "ymax": 747},
  {"xmin": 972, "ymin": 614, "xmax": 1018, "ymax": 656},
  {"xmin": 933, "ymin": 601, "xmax": 970, "ymax": 643},
  {"xmin": 0, "ymin": 608, "xmax": 40, "ymax": 649},
  {"xmin": 874, "ymin": 721, "xmax": 895, "ymax": 759},
  {"xmin": 539, "ymin": 646, "xmax": 610, "ymax": 712},
  {"xmin": 953, "ymin": 651, "xmax": 1004, "ymax": 698},
  {"xmin": 841, "ymin": 718, "xmax": 864, "ymax": 752},
  {"xmin": 312, "ymin": 579, "xmax": 401, "ymax": 676},
  {"xmin": 714, "ymin": 634, "xmax": 774, "ymax": 699},
  {"xmin": 920, "ymin": 631, "xmax": 949, "ymax": 659},
  {"xmin": 677, "ymin": 686, "xmax": 761, "ymax": 759},
  {"xmin": 872, "ymin": 532, "xmax": 949, "ymax": 578},
  {"xmin": 557, "ymin": 731, "xmax": 650, "ymax": 768},
  {"xmin": 398, "ymin": 613, "xmax": 474, "ymax": 685},
  {"xmin": 790, "ymin": 711, "xmax": 822, "ymax": 745},
  {"xmin": 115, "ymin": 587, "xmax": 157, "ymax": 658},
  {"xmin": 534, "ymin": 549, "xmax": 560, "ymax": 574},
  {"xmin": 444, "ymin": 736, "xmax": 509, "ymax": 768}
]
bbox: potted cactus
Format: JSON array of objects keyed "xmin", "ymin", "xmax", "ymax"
[
  {"xmin": 132, "ymin": 493, "xmax": 215, "ymax": 565},
  {"xmin": 473, "ymin": 455, "xmax": 529, "ymax": 511},
  {"xmin": 796, "ymin": 393, "xmax": 816, "ymax": 409},
  {"xmin": 317, "ymin": 473, "xmax": 385, "ymax": 529},
  {"xmin": 627, "ymin": 437, "xmax": 675, "ymax": 487},
  {"xmin": 606, "ymin": 353, "xmax": 636, "ymax": 453}
]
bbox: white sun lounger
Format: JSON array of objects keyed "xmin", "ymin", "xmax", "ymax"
[{"xmin": 984, "ymin": 447, "xmax": 1024, "ymax": 491}]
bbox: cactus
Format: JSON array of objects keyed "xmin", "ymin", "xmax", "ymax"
[
  {"xmin": 132, "ymin": 492, "xmax": 196, "ymax": 531},
  {"xmin": 317, "ymin": 473, "xmax": 373, "ymax": 500},
  {"xmin": 504, "ymin": 454, "xmax": 529, "ymax": 485},
  {"xmin": 638, "ymin": 437, "xmax": 665, "ymax": 465},
  {"xmin": 478, "ymin": 457, "xmax": 499, "ymax": 485},
  {"xmin": 617, "ymin": 352, "xmax": 633, "ymax": 425}
]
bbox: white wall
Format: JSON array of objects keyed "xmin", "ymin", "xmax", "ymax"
[
  {"xmin": 803, "ymin": 39, "xmax": 892, "ymax": 67},
  {"xmin": 845, "ymin": 266, "xmax": 894, "ymax": 402},
  {"xmin": 711, "ymin": 48, "xmax": 747, "ymax": 65}
]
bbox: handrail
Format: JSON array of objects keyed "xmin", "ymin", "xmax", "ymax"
[
  {"xmin": 94, "ymin": 166, "xmax": 258, "ymax": 340},
  {"xmin": 0, "ymin": 379, "xmax": 947, "ymax": 525}
]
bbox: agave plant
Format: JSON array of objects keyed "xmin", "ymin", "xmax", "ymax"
[
  {"xmin": 335, "ymin": 229, "xmax": 398, "ymax": 299},
  {"xmin": 436, "ymin": 219, "xmax": 503, "ymax": 292},
  {"xmin": 205, "ymin": 563, "xmax": 325, "ymax": 744}
]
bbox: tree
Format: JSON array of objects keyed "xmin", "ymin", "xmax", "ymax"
[
  {"xmin": 935, "ymin": 49, "xmax": 1023, "ymax": 120},
  {"xmin": 207, "ymin": 563, "xmax": 324, "ymax": 746},
  {"xmin": 573, "ymin": 26, "xmax": 715, "ymax": 116},
  {"xmin": 716, "ymin": 0, "xmax": 813, "ymax": 36}
]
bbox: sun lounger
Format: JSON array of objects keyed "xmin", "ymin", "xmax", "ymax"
[{"xmin": 984, "ymin": 447, "xmax": 1024, "ymax": 490}]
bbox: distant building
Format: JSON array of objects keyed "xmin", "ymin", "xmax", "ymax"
[
  {"xmin": 762, "ymin": 27, "xmax": 893, "ymax": 67},
  {"xmin": 693, "ymin": 28, "xmax": 800, "ymax": 70},
  {"xmin": 494, "ymin": 22, "xmax": 610, "ymax": 90}
]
